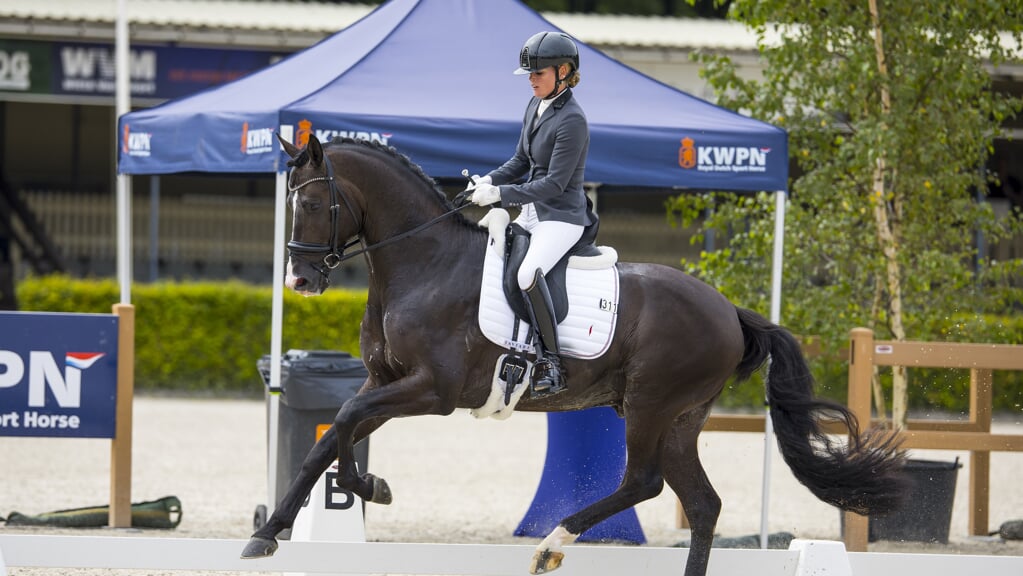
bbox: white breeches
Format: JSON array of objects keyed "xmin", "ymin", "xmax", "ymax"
[{"xmin": 514, "ymin": 204, "xmax": 584, "ymax": 290}]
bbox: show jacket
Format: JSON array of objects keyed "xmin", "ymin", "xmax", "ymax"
[{"xmin": 487, "ymin": 89, "xmax": 596, "ymax": 227}]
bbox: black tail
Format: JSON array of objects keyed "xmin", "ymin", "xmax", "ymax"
[{"xmin": 734, "ymin": 307, "xmax": 909, "ymax": 515}]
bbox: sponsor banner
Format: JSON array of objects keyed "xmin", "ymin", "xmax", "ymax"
[
  {"xmin": 0, "ymin": 38, "xmax": 284, "ymax": 101},
  {"xmin": 0, "ymin": 40, "xmax": 50, "ymax": 93},
  {"xmin": 0, "ymin": 312, "xmax": 119, "ymax": 438},
  {"xmin": 580, "ymin": 124, "xmax": 788, "ymax": 191}
]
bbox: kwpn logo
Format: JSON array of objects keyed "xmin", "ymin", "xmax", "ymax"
[
  {"xmin": 122, "ymin": 123, "xmax": 152, "ymax": 157},
  {"xmin": 241, "ymin": 122, "xmax": 275, "ymax": 155},
  {"xmin": 678, "ymin": 136, "xmax": 770, "ymax": 174},
  {"xmin": 293, "ymin": 118, "xmax": 392, "ymax": 147}
]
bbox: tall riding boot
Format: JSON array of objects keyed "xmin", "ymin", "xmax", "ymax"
[{"xmin": 522, "ymin": 268, "xmax": 565, "ymax": 397}]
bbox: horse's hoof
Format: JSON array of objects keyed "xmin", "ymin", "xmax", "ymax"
[
  {"xmin": 370, "ymin": 475, "xmax": 393, "ymax": 505},
  {"xmin": 529, "ymin": 549, "xmax": 564, "ymax": 574},
  {"xmin": 240, "ymin": 536, "xmax": 278, "ymax": 559}
]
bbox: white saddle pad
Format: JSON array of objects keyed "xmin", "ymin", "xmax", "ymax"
[{"xmin": 477, "ymin": 210, "xmax": 620, "ymax": 360}]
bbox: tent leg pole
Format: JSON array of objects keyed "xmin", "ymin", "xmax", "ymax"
[
  {"xmin": 760, "ymin": 189, "xmax": 787, "ymax": 549},
  {"xmin": 267, "ymin": 171, "xmax": 287, "ymax": 515}
]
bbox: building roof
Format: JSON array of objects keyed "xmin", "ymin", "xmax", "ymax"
[{"xmin": 0, "ymin": 0, "xmax": 762, "ymax": 51}]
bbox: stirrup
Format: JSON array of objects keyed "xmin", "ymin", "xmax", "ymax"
[{"xmin": 530, "ymin": 357, "xmax": 565, "ymax": 398}]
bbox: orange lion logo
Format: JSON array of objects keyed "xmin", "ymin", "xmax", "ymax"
[
  {"xmin": 296, "ymin": 119, "xmax": 313, "ymax": 148},
  {"xmin": 678, "ymin": 137, "xmax": 696, "ymax": 169}
]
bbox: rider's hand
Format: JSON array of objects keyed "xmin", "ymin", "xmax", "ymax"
[
  {"xmin": 470, "ymin": 183, "xmax": 501, "ymax": 206},
  {"xmin": 463, "ymin": 174, "xmax": 491, "ymax": 192}
]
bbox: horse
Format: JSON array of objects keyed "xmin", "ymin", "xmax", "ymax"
[{"xmin": 241, "ymin": 133, "xmax": 908, "ymax": 576}]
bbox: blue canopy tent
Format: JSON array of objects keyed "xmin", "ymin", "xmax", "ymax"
[
  {"xmin": 118, "ymin": 0, "xmax": 786, "ymax": 189},
  {"xmin": 118, "ymin": 0, "xmax": 789, "ymax": 547}
]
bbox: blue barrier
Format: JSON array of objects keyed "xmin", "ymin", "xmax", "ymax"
[{"xmin": 515, "ymin": 407, "xmax": 646, "ymax": 544}]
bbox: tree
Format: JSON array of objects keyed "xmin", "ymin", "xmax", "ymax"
[{"xmin": 670, "ymin": 1, "xmax": 1023, "ymax": 427}]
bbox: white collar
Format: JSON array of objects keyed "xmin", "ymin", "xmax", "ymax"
[{"xmin": 537, "ymin": 89, "xmax": 568, "ymax": 117}]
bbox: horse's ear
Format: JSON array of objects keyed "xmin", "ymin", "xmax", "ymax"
[
  {"xmin": 277, "ymin": 133, "xmax": 300, "ymax": 159},
  {"xmin": 307, "ymin": 133, "xmax": 324, "ymax": 167}
]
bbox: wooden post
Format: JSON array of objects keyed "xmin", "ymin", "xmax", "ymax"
[
  {"xmin": 843, "ymin": 327, "xmax": 874, "ymax": 552},
  {"xmin": 969, "ymin": 368, "xmax": 993, "ymax": 536},
  {"xmin": 109, "ymin": 303, "xmax": 135, "ymax": 527}
]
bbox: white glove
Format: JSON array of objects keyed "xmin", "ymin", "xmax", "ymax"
[
  {"xmin": 463, "ymin": 174, "xmax": 492, "ymax": 192},
  {"xmin": 470, "ymin": 183, "xmax": 501, "ymax": 206}
]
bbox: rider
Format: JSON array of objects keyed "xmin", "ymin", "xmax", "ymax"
[{"xmin": 469, "ymin": 31, "xmax": 597, "ymax": 397}]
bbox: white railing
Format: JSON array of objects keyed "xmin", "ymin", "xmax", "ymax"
[{"xmin": 1, "ymin": 535, "xmax": 1021, "ymax": 576}]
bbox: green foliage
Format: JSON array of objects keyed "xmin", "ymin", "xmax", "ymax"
[
  {"xmin": 16, "ymin": 276, "xmax": 367, "ymax": 395},
  {"xmin": 668, "ymin": 0, "xmax": 1023, "ymax": 415}
]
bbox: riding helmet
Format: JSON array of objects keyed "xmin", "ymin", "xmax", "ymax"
[{"xmin": 514, "ymin": 31, "xmax": 579, "ymax": 75}]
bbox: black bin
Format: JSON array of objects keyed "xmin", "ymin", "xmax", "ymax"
[
  {"xmin": 258, "ymin": 349, "xmax": 369, "ymax": 509},
  {"xmin": 869, "ymin": 458, "xmax": 961, "ymax": 543}
]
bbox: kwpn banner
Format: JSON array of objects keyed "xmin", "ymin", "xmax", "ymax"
[{"xmin": 0, "ymin": 312, "xmax": 119, "ymax": 438}]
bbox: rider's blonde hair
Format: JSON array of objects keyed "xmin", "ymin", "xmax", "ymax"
[{"xmin": 557, "ymin": 62, "xmax": 580, "ymax": 89}]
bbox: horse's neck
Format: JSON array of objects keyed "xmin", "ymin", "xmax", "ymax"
[{"xmin": 355, "ymin": 176, "xmax": 486, "ymax": 299}]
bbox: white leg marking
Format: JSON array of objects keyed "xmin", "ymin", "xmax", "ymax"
[{"xmin": 537, "ymin": 526, "xmax": 578, "ymax": 555}]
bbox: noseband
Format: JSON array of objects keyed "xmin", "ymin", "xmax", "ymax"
[{"xmin": 286, "ymin": 155, "xmax": 473, "ymax": 284}]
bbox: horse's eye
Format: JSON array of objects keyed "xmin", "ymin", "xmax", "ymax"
[{"xmin": 301, "ymin": 200, "xmax": 321, "ymax": 211}]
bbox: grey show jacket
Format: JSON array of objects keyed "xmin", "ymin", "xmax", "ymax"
[{"xmin": 487, "ymin": 89, "xmax": 595, "ymax": 227}]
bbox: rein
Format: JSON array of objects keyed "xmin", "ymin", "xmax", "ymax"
[{"xmin": 286, "ymin": 157, "xmax": 473, "ymax": 281}]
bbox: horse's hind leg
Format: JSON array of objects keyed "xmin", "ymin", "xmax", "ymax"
[
  {"xmin": 529, "ymin": 414, "xmax": 669, "ymax": 574},
  {"xmin": 661, "ymin": 406, "xmax": 720, "ymax": 576}
]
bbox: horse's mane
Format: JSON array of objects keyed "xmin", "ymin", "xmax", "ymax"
[{"xmin": 324, "ymin": 137, "xmax": 480, "ymax": 233}]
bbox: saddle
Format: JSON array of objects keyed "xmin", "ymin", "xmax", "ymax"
[
  {"xmin": 472, "ymin": 209, "xmax": 620, "ymax": 418},
  {"xmin": 501, "ymin": 218, "xmax": 601, "ymax": 325}
]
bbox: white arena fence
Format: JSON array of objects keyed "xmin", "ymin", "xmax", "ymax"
[{"xmin": 1, "ymin": 535, "xmax": 1022, "ymax": 576}]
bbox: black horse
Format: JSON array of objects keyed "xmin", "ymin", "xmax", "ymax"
[{"xmin": 242, "ymin": 134, "xmax": 907, "ymax": 576}]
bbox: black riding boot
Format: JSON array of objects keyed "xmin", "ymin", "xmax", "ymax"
[{"xmin": 522, "ymin": 269, "xmax": 565, "ymax": 398}]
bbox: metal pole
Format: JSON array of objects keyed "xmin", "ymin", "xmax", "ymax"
[
  {"xmin": 267, "ymin": 169, "xmax": 288, "ymax": 513},
  {"xmin": 760, "ymin": 189, "xmax": 787, "ymax": 548},
  {"xmin": 149, "ymin": 176, "xmax": 159, "ymax": 282},
  {"xmin": 115, "ymin": 0, "xmax": 132, "ymax": 303}
]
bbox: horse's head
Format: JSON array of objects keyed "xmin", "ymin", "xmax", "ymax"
[{"xmin": 279, "ymin": 133, "xmax": 362, "ymax": 295}]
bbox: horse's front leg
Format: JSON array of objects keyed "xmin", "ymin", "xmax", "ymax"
[
  {"xmin": 241, "ymin": 416, "xmax": 386, "ymax": 559},
  {"xmin": 333, "ymin": 369, "xmax": 446, "ymax": 504}
]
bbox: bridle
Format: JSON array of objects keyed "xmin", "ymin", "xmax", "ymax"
[
  {"xmin": 286, "ymin": 155, "xmax": 361, "ymax": 282},
  {"xmin": 286, "ymin": 154, "xmax": 473, "ymax": 283}
]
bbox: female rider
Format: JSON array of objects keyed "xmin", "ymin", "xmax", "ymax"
[{"xmin": 469, "ymin": 31, "xmax": 597, "ymax": 398}]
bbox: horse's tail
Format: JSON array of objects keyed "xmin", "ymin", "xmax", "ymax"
[{"xmin": 734, "ymin": 307, "xmax": 909, "ymax": 515}]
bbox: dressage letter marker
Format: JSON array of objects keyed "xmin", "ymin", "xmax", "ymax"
[{"xmin": 288, "ymin": 461, "xmax": 365, "ymax": 576}]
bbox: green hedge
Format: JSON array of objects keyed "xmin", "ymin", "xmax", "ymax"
[{"xmin": 16, "ymin": 276, "xmax": 367, "ymax": 395}]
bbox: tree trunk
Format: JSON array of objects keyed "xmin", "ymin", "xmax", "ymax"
[{"xmin": 869, "ymin": 0, "xmax": 909, "ymax": 429}]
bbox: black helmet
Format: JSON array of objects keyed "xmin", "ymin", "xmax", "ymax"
[{"xmin": 514, "ymin": 31, "xmax": 579, "ymax": 75}]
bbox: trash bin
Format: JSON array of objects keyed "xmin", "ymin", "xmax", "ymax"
[
  {"xmin": 256, "ymin": 350, "xmax": 369, "ymax": 524},
  {"xmin": 868, "ymin": 458, "xmax": 961, "ymax": 543}
]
